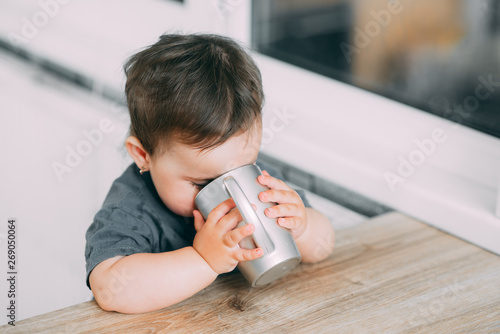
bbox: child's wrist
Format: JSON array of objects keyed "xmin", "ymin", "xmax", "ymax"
[
  {"xmin": 190, "ymin": 246, "xmax": 219, "ymax": 277},
  {"xmin": 293, "ymin": 208, "xmax": 316, "ymax": 250}
]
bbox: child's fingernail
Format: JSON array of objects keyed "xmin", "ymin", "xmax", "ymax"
[
  {"xmin": 266, "ymin": 208, "xmax": 273, "ymax": 216},
  {"xmin": 256, "ymin": 249, "xmax": 263, "ymax": 256}
]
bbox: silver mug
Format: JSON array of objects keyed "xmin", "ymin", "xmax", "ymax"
[{"xmin": 194, "ymin": 164, "xmax": 301, "ymax": 287}]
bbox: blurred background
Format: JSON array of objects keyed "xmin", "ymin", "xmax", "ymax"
[
  {"xmin": 254, "ymin": 0, "xmax": 500, "ymax": 136},
  {"xmin": 1, "ymin": 0, "xmax": 500, "ymax": 323}
]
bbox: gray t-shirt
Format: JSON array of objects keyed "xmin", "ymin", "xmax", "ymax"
[{"xmin": 85, "ymin": 161, "xmax": 311, "ymax": 289}]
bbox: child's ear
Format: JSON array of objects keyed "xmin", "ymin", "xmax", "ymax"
[{"xmin": 125, "ymin": 136, "xmax": 151, "ymax": 170}]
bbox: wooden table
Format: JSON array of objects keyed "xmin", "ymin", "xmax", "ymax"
[{"xmin": 3, "ymin": 212, "xmax": 500, "ymax": 333}]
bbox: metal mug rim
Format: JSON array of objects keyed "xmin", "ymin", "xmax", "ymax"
[{"xmin": 194, "ymin": 163, "xmax": 258, "ymax": 205}]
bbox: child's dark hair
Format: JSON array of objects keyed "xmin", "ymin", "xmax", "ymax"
[{"xmin": 124, "ymin": 33, "xmax": 264, "ymax": 158}]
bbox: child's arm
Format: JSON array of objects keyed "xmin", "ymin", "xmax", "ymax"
[
  {"xmin": 89, "ymin": 199, "xmax": 263, "ymax": 314},
  {"xmin": 294, "ymin": 208, "xmax": 335, "ymax": 263},
  {"xmin": 89, "ymin": 247, "xmax": 217, "ymax": 313},
  {"xmin": 257, "ymin": 171, "xmax": 335, "ymax": 263}
]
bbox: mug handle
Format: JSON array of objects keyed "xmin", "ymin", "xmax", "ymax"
[{"xmin": 223, "ymin": 176, "xmax": 274, "ymax": 254}]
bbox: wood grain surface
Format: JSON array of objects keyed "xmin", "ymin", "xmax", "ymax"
[{"xmin": 2, "ymin": 212, "xmax": 499, "ymax": 333}]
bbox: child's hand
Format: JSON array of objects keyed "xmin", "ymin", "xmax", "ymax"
[
  {"xmin": 192, "ymin": 199, "xmax": 264, "ymax": 274},
  {"xmin": 257, "ymin": 170, "xmax": 308, "ymax": 240}
]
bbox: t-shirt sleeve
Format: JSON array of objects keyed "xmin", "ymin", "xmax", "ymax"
[
  {"xmin": 84, "ymin": 207, "xmax": 156, "ymax": 289},
  {"xmin": 256, "ymin": 161, "xmax": 312, "ymax": 208}
]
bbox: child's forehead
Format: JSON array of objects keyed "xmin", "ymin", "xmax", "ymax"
[{"xmin": 169, "ymin": 130, "xmax": 261, "ymax": 178}]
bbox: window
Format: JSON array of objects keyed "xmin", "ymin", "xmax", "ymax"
[{"xmin": 252, "ymin": 0, "xmax": 500, "ymax": 138}]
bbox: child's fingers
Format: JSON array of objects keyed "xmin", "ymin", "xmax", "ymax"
[
  {"xmin": 257, "ymin": 173, "xmax": 290, "ymax": 191},
  {"xmin": 223, "ymin": 223, "xmax": 254, "ymax": 248},
  {"xmin": 217, "ymin": 207, "xmax": 243, "ymax": 232},
  {"xmin": 206, "ymin": 198, "xmax": 236, "ymax": 225},
  {"xmin": 234, "ymin": 247, "xmax": 264, "ymax": 262},
  {"xmin": 259, "ymin": 189, "xmax": 301, "ymax": 205},
  {"xmin": 193, "ymin": 210, "xmax": 205, "ymax": 232},
  {"xmin": 277, "ymin": 217, "xmax": 300, "ymax": 230},
  {"xmin": 264, "ymin": 203, "xmax": 301, "ymax": 219}
]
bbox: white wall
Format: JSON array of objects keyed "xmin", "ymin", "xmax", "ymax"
[
  {"xmin": 0, "ymin": 52, "xmax": 130, "ymax": 323},
  {"xmin": 0, "ymin": 0, "xmax": 226, "ymax": 323},
  {"xmin": 0, "ymin": 0, "xmax": 226, "ymax": 89}
]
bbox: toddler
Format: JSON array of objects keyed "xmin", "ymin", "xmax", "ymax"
[{"xmin": 85, "ymin": 33, "xmax": 335, "ymax": 314}]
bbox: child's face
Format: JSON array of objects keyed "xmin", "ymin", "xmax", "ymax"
[{"xmin": 149, "ymin": 126, "xmax": 262, "ymax": 217}]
